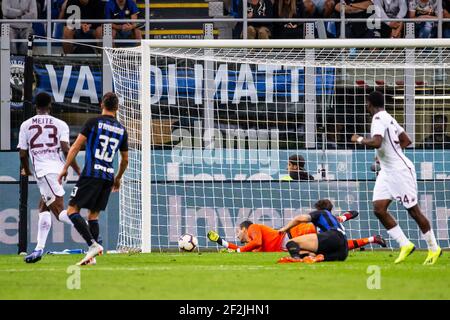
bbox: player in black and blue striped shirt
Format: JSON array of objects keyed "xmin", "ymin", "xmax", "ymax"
[
  {"xmin": 278, "ymin": 199, "xmax": 349, "ymax": 263},
  {"xmin": 58, "ymin": 92, "xmax": 129, "ymax": 266}
]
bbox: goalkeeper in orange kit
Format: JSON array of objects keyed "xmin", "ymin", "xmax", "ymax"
[{"xmin": 208, "ymin": 210, "xmax": 386, "ymax": 253}]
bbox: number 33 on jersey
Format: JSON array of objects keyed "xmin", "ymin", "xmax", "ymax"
[{"xmin": 80, "ymin": 115, "xmax": 128, "ymax": 181}]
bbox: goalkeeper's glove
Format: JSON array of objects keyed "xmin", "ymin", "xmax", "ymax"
[
  {"xmin": 208, "ymin": 230, "xmax": 220, "ymax": 242},
  {"xmin": 219, "ymin": 248, "xmax": 236, "ymax": 253},
  {"xmin": 208, "ymin": 230, "xmax": 224, "ymax": 246}
]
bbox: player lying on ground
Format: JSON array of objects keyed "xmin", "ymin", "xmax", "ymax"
[
  {"xmin": 58, "ymin": 92, "xmax": 129, "ymax": 266},
  {"xmin": 18, "ymin": 92, "xmax": 81, "ymax": 263},
  {"xmin": 351, "ymin": 91, "xmax": 442, "ymax": 265},
  {"xmin": 208, "ymin": 203, "xmax": 386, "ymax": 254},
  {"xmin": 276, "ymin": 199, "xmax": 350, "ymax": 263}
]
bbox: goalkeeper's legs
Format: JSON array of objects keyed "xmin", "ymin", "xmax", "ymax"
[
  {"xmin": 373, "ymin": 199, "xmax": 415, "ymax": 263},
  {"xmin": 407, "ymin": 204, "xmax": 442, "ymax": 265}
]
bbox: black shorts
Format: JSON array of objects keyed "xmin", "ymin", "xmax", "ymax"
[
  {"xmin": 317, "ymin": 230, "xmax": 348, "ymax": 261},
  {"xmin": 69, "ymin": 177, "xmax": 113, "ymax": 211}
]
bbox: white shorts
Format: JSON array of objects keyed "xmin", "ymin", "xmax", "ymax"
[
  {"xmin": 372, "ymin": 168, "xmax": 418, "ymax": 209},
  {"xmin": 36, "ymin": 173, "xmax": 65, "ymax": 206}
]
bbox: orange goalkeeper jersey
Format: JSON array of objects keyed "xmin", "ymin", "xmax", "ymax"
[{"xmin": 237, "ymin": 223, "xmax": 317, "ymax": 252}]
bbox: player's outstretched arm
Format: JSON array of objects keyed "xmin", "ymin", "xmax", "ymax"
[
  {"xmin": 61, "ymin": 141, "xmax": 81, "ymax": 176},
  {"xmin": 58, "ymin": 134, "xmax": 86, "ymax": 184},
  {"xmin": 279, "ymin": 214, "xmax": 311, "ymax": 233},
  {"xmin": 351, "ymin": 134, "xmax": 382, "ymax": 149},
  {"xmin": 207, "ymin": 230, "xmax": 238, "ymax": 251}
]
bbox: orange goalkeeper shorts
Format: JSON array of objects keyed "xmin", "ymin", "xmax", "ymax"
[{"xmin": 289, "ymin": 223, "xmax": 317, "ymax": 238}]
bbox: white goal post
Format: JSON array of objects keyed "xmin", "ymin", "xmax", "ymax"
[{"xmin": 105, "ymin": 39, "xmax": 450, "ymax": 253}]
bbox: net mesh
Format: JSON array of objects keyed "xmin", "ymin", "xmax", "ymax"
[{"xmin": 105, "ymin": 44, "xmax": 450, "ymax": 252}]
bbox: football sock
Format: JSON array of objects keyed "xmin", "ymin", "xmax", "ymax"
[
  {"xmin": 387, "ymin": 225, "xmax": 410, "ymax": 247},
  {"xmin": 339, "ymin": 211, "xmax": 356, "ymax": 222},
  {"xmin": 347, "ymin": 238, "xmax": 370, "ymax": 250},
  {"xmin": 58, "ymin": 210, "xmax": 72, "ymax": 225},
  {"xmin": 88, "ymin": 220, "xmax": 100, "ymax": 242},
  {"xmin": 422, "ymin": 230, "xmax": 439, "ymax": 252},
  {"xmin": 286, "ymin": 241, "xmax": 301, "ymax": 259},
  {"xmin": 36, "ymin": 211, "xmax": 52, "ymax": 250},
  {"xmin": 69, "ymin": 213, "xmax": 95, "ymax": 246}
]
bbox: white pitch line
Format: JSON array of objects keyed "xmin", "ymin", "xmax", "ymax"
[
  {"xmin": 1, "ymin": 264, "xmax": 447, "ymax": 273},
  {"xmin": 0, "ymin": 266, "xmax": 446, "ymax": 274},
  {"xmin": 0, "ymin": 265, "xmax": 281, "ymax": 272}
]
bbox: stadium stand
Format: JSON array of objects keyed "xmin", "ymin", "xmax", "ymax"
[{"xmin": 139, "ymin": 0, "xmax": 221, "ymax": 39}]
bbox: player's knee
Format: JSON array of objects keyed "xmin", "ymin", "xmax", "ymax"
[
  {"xmin": 50, "ymin": 197, "xmax": 64, "ymax": 214},
  {"xmin": 373, "ymin": 208, "xmax": 386, "ymax": 219},
  {"xmin": 373, "ymin": 203, "xmax": 387, "ymax": 218},
  {"xmin": 43, "ymin": 194, "xmax": 56, "ymax": 208},
  {"xmin": 88, "ymin": 211, "xmax": 100, "ymax": 220}
]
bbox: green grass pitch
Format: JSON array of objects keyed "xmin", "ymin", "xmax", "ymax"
[{"xmin": 0, "ymin": 251, "xmax": 448, "ymax": 300}]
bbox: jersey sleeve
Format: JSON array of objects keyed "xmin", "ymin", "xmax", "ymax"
[
  {"xmin": 120, "ymin": 129, "xmax": 128, "ymax": 151},
  {"xmin": 308, "ymin": 211, "xmax": 322, "ymax": 225},
  {"xmin": 227, "ymin": 242, "xmax": 239, "ymax": 250},
  {"xmin": 60, "ymin": 121, "xmax": 70, "ymax": 143},
  {"xmin": 129, "ymin": 0, "xmax": 139, "ymax": 15},
  {"xmin": 17, "ymin": 123, "xmax": 28, "ymax": 150},
  {"xmin": 80, "ymin": 118, "xmax": 97, "ymax": 138},
  {"xmin": 238, "ymin": 225, "xmax": 263, "ymax": 252},
  {"xmin": 371, "ymin": 116, "xmax": 386, "ymax": 138},
  {"xmin": 104, "ymin": 2, "xmax": 112, "ymax": 19}
]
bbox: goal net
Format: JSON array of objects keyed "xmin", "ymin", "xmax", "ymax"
[{"xmin": 105, "ymin": 39, "xmax": 450, "ymax": 253}]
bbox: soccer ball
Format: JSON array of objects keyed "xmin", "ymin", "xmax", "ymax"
[{"xmin": 178, "ymin": 234, "xmax": 198, "ymax": 252}]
